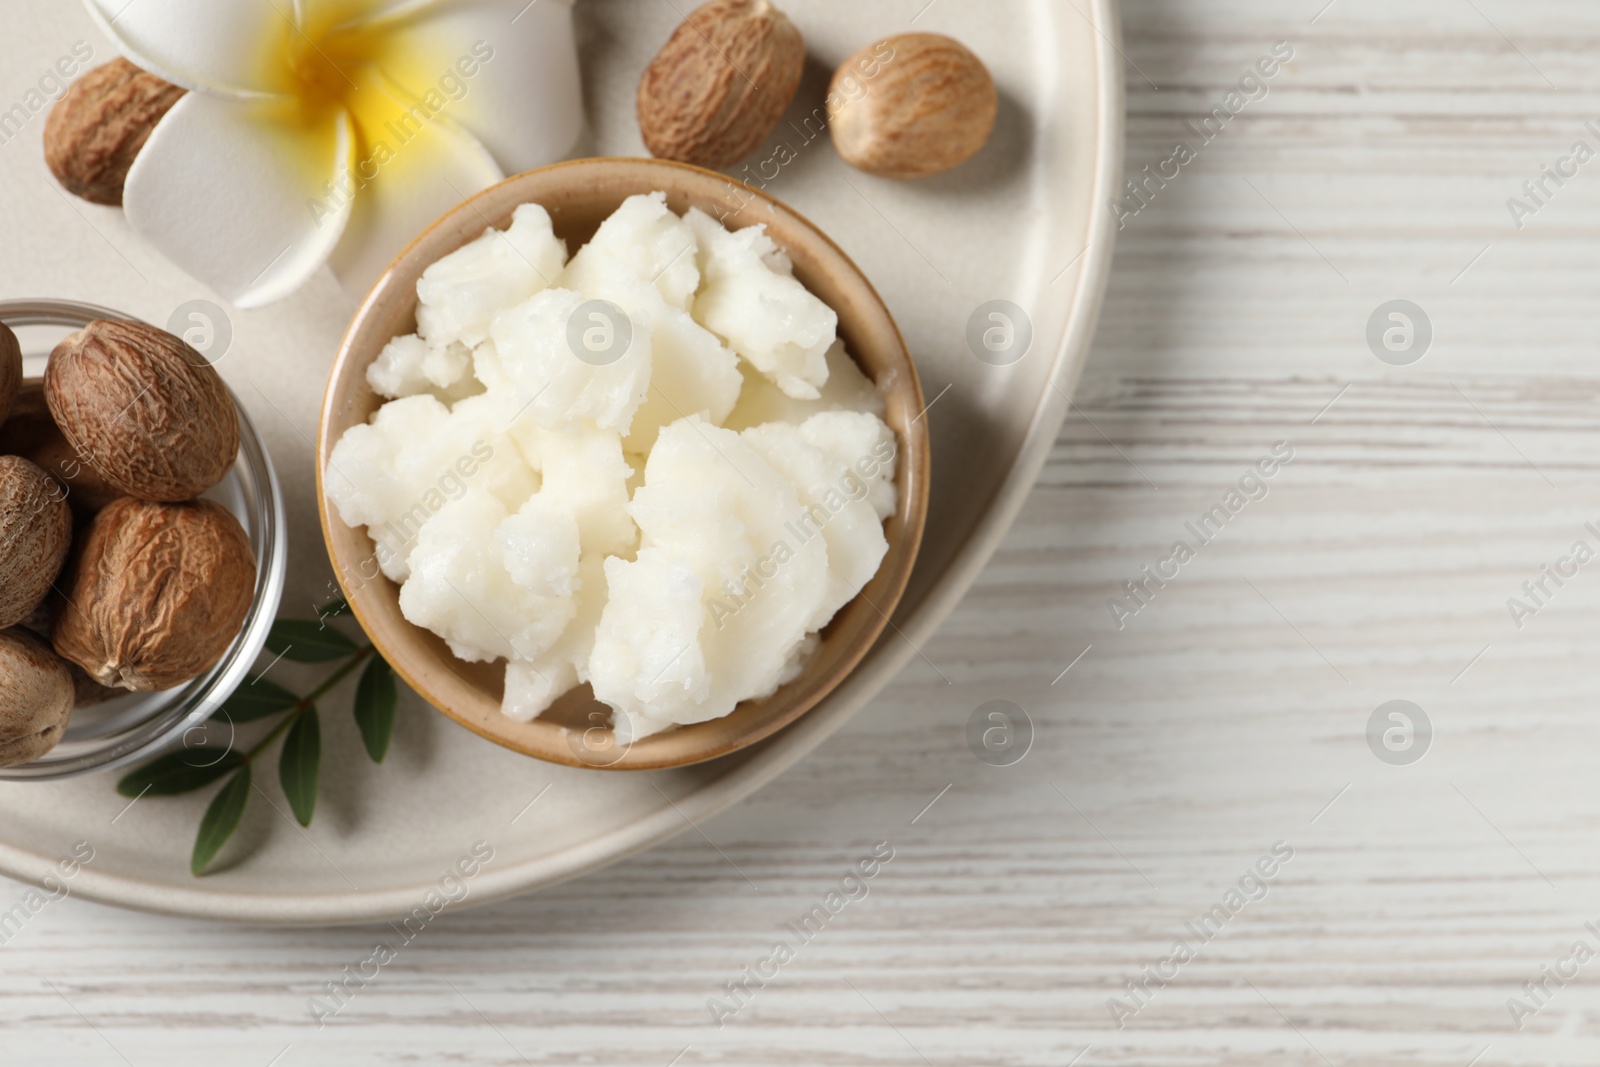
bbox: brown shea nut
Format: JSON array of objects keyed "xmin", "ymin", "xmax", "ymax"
[
  {"xmin": 44, "ymin": 57, "xmax": 185, "ymax": 206},
  {"xmin": 0, "ymin": 323, "xmax": 19, "ymax": 431},
  {"xmin": 20, "ymin": 597, "xmax": 123, "ymax": 706},
  {"xmin": 830, "ymin": 34, "xmax": 997, "ymax": 179},
  {"xmin": 46, "ymin": 319, "xmax": 239, "ymax": 503},
  {"xmin": 0, "ymin": 627, "xmax": 74, "ymax": 769},
  {"xmin": 0, "ymin": 455, "xmax": 72, "ymax": 630},
  {"xmin": 637, "ymin": 0, "xmax": 805, "ymax": 169},
  {"xmin": 69, "ymin": 660, "xmax": 124, "ymax": 708},
  {"xmin": 53, "ymin": 498, "xmax": 255, "ymax": 691},
  {"xmin": 0, "ymin": 382, "xmax": 122, "ymax": 518}
]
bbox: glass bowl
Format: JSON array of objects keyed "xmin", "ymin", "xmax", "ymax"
[{"xmin": 0, "ymin": 299, "xmax": 287, "ymax": 781}]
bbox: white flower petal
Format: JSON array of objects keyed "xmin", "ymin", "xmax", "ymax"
[
  {"xmin": 123, "ymin": 94, "xmax": 353, "ymax": 308},
  {"xmin": 373, "ymin": 0, "xmax": 582, "ymax": 174},
  {"xmin": 85, "ymin": 0, "xmax": 295, "ymax": 98},
  {"xmin": 327, "ymin": 0, "xmax": 446, "ymax": 22},
  {"xmin": 325, "ymin": 102, "xmax": 503, "ymax": 299}
]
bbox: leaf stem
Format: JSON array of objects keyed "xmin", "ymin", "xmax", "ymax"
[{"xmin": 243, "ymin": 646, "xmax": 373, "ymax": 762}]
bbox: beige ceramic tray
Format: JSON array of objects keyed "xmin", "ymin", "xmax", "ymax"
[{"xmin": 0, "ymin": 0, "xmax": 1123, "ymax": 923}]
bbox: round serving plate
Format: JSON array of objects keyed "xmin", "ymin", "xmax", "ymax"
[{"xmin": 0, "ymin": 0, "xmax": 1123, "ymax": 923}]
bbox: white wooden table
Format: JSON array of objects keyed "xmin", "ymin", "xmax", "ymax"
[{"xmin": 8, "ymin": 0, "xmax": 1600, "ymax": 1063}]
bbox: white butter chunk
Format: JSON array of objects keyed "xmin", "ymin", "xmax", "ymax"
[
  {"xmin": 561, "ymin": 250, "xmax": 742, "ymax": 455},
  {"xmin": 518, "ymin": 421, "xmax": 639, "ymax": 557},
  {"xmin": 589, "ymin": 550, "xmax": 710, "ymax": 742},
  {"xmin": 502, "ymin": 553, "xmax": 611, "ymax": 722},
  {"xmin": 366, "ymin": 334, "xmax": 472, "ymax": 399},
  {"xmin": 416, "ymin": 203, "xmax": 567, "ymax": 350},
  {"xmin": 742, "ymin": 410, "xmax": 898, "ymax": 627},
  {"xmin": 324, "ymin": 393, "xmax": 536, "ymax": 582},
  {"xmin": 399, "ymin": 488, "xmax": 577, "ymax": 664},
  {"xmin": 561, "ymin": 192, "xmax": 700, "ymax": 311},
  {"xmin": 624, "ymin": 305, "xmax": 742, "ymax": 455},
  {"xmin": 590, "ymin": 417, "xmax": 830, "ymax": 740},
  {"xmin": 686, "ymin": 207, "xmax": 836, "ymax": 400},
  {"xmin": 489, "ymin": 287, "xmax": 653, "ymax": 434},
  {"xmin": 723, "ymin": 339, "xmax": 884, "ymax": 430},
  {"xmin": 497, "ymin": 495, "xmax": 581, "ymax": 598}
]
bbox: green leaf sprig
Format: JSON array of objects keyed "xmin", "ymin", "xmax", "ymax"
[{"xmin": 116, "ymin": 597, "xmax": 399, "ymax": 876}]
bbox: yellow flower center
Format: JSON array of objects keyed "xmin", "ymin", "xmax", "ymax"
[{"xmin": 264, "ymin": 3, "xmax": 437, "ymax": 180}]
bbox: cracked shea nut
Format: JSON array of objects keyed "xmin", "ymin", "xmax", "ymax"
[
  {"xmin": 46, "ymin": 319, "xmax": 239, "ymax": 503},
  {"xmin": 0, "ymin": 455, "xmax": 72, "ymax": 630},
  {"xmin": 44, "ymin": 57, "xmax": 184, "ymax": 206},
  {"xmin": 830, "ymin": 34, "xmax": 997, "ymax": 179},
  {"xmin": 53, "ymin": 498, "xmax": 255, "ymax": 692},
  {"xmin": 637, "ymin": 0, "xmax": 805, "ymax": 169},
  {"xmin": 0, "ymin": 323, "xmax": 19, "ymax": 432},
  {"xmin": 0, "ymin": 628, "xmax": 74, "ymax": 768}
]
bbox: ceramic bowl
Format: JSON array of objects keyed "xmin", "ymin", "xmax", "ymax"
[{"xmin": 318, "ymin": 158, "xmax": 929, "ymax": 770}]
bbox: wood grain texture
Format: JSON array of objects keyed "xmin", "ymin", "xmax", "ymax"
[{"xmin": 6, "ymin": 0, "xmax": 1600, "ymax": 1063}]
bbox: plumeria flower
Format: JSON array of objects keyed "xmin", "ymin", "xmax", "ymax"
[{"xmin": 87, "ymin": 0, "xmax": 583, "ymax": 307}]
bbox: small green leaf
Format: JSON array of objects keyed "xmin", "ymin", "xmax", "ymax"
[
  {"xmin": 191, "ymin": 765, "xmax": 251, "ymax": 876},
  {"xmin": 218, "ymin": 675, "xmax": 300, "ymax": 724},
  {"xmin": 278, "ymin": 707, "xmax": 321, "ymax": 827},
  {"xmin": 117, "ymin": 748, "xmax": 245, "ymax": 797},
  {"xmin": 266, "ymin": 620, "xmax": 358, "ymax": 663},
  {"xmin": 353, "ymin": 657, "xmax": 397, "ymax": 763}
]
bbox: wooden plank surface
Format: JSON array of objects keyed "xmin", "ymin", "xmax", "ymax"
[{"xmin": 7, "ymin": 0, "xmax": 1600, "ymax": 1063}]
